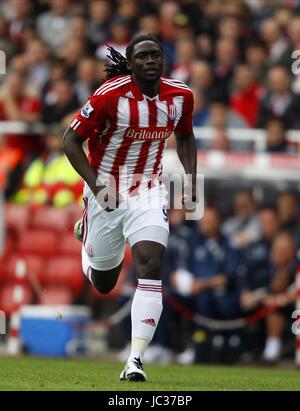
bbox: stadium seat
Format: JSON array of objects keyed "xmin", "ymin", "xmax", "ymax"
[
  {"xmin": 5, "ymin": 204, "xmax": 30, "ymax": 233},
  {"xmin": 68, "ymin": 204, "xmax": 83, "ymax": 231},
  {"xmin": 0, "ymin": 284, "xmax": 33, "ymax": 316},
  {"xmin": 59, "ymin": 232, "xmax": 82, "ymax": 256},
  {"xmin": 4, "ymin": 254, "xmax": 44, "ymax": 285},
  {"xmin": 17, "ymin": 229, "xmax": 58, "ymax": 256},
  {"xmin": 43, "ymin": 256, "xmax": 83, "ymax": 296},
  {"xmin": 38, "ymin": 285, "xmax": 73, "ymax": 305},
  {"xmin": 30, "ymin": 206, "xmax": 70, "ymax": 232},
  {"xmin": 4, "ymin": 229, "xmax": 17, "ymax": 256}
]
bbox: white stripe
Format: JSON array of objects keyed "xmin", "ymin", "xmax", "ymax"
[
  {"xmin": 71, "ymin": 119, "xmax": 79, "ymax": 129},
  {"xmin": 94, "ymin": 75, "xmax": 131, "ymax": 95},
  {"xmin": 162, "ymin": 80, "xmax": 190, "ymax": 91},
  {"xmin": 13, "ymin": 286, "xmax": 24, "ymax": 304},
  {"xmin": 15, "ymin": 259, "xmax": 26, "ymax": 279},
  {"xmin": 172, "ymin": 95, "xmax": 184, "ymax": 128},
  {"xmin": 98, "ymin": 97, "xmax": 130, "ymax": 179},
  {"xmin": 94, "ymin": 75, "xmax": 131, "ymax": 96},
  {"xmin": 162, "ymin": 77, "xmax": 191, "ymax": 89},
  {"xmin": 70, "ymin": 118, "xmax": 78, "ymax": 128},
  {"xmin": 155, "ymin": 100, "xmax": 168, "ymax": 127},
  {"xmin": 138, "ymin": 98, "xmax": 149, "ymax": 127},
  {"xmin": 73, "ymin": 120, "xmax": 81, "ymax": 130},
  {"xmin": 95, "ymin": 77, "xmax": 131, "ymax": 96},
  {"xmin": 100, "ymin": 78, "xmax": 131, "ymax": 95},
  {"xmin": 163, "ymin": 79, "xmax": 190, "ymax": 89}
]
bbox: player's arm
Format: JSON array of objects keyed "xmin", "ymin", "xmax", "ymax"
[
  {"xmin": 174, "ymin": 90, "xmax": 197, "ymax": 204},
  {"xmin": 174, "ymin": 129, "xmax": 197, "ymax": 203},
  {"xmin": 63, "ymin": 127, "xmax": 103, "ymax": 196}
]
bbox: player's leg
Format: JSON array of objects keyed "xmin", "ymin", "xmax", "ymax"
[
  {"xmin": 80, "ymin": 191, "xmax": 126, "ymax": 295},
  {"xmin": 120, "ymin": 225, "xmax": 168, "ymax": 382},
  {"xmin": 82, "ymin": 247, "xmax": 123, "ymax": 294}
]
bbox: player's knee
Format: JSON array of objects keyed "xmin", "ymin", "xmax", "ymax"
[
  {"xmin": 137, "ymin": 255, "xmax": 162, "ymax": 280},
  {"xmin": 90, "ymin": 268, "xmax": 114, "ymax": 294}
]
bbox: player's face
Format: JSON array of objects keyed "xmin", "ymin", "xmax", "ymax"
[{"xmin": 128, "ymin": 41, "xmax": 164, "ymax": 82}]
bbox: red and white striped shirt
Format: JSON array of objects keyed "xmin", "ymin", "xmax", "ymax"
[{"xmin": 70, "ymin": 74, "xmax": 193, "ymax": 194}]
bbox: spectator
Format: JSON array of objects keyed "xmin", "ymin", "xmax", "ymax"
[
  {"xmin": 192, "ymin": 88, "xmax": 209, "ymax": 129},
  {"xmin": 190, "ymin": 60, "xmax": 226, "ymax": 103},
  {"xmin": 42, "ymin": 57, "xmax": 69, "ymax": 103},
  {"xmin": 204, "ymin": 99, "xmax": 249, "ymax": 129},
  {"xmin": 259, "ymin": 18, "xmax": 288, "ymax": 64},
  {"xmin": 5, "ymin": 0, "xmax": 33, "ymax": 48},
  {"xmin": 170, "ymin": 37, "xmax": 197, "ymax": 82},
  {"xmin": 88, "ymin": 0, "xmax": 112, "ymax": 47},
  {"xmin": 276, "ymin": 192, "xmax": 300, "ymax": 243},
  {"xmin": 117, "ymin": 0, "xmax": 139, "ymax": 33},
  {"xmin": 209, "ymin": 127, "xmax": 231, "ymax": 152},
  {"xmin": 244, "ymin": 40, "xmax": 268, "ymax": 85},
  {"xmin": 214, "ymin": 38, "xmax": 240, "ymax": 95},
  {"xmin": 58, "ymin": 37, "xmax": 87, "ymax": 80},
  {"xmin": 257, "ymin": 65, "xmax": 300, "ymax": 128},
  {"xmin": 67, "ymin": 15, "xmax": 95, "ymax": 55},
  {"xmin": 171, "ymin": 207, "xmax": 241, "ymax": 364},
  {"xmin": 230, "ymin": 64, "xmax": 263, "ymax": 127},
  {"xmin": 222, "ymin": 191, "xmax": 261, "ymax": 249},
  {"xmin": 74, "ymin": 57, "xmax": 100, "ymax": 105},
  {"xmin": 23, "ymin": 38, "xmax": 50, "ymax": 93},
  {"xmin": 264, "ymin": 117, "xmax": 296, "ymax": 153},
  {"xmin": 0, "ymin": 14, "xmax": 16, "ymax": 63},
  {"xmin": 240, "ymin": 208, "xmax": 280, "ymax": 312},
  {"xmin": 37, "ymin": 0, "xmax": 72, "ymax": 51},
  {"xmin": 12, "ymin": 125, "xmax": 83, "ymax": 207},
  {"xmin": 96, "ymin": 16, "xmax": 131, "ymax": 61},
  {"xmin": 41, "ymin": 78, "xmax": 79, "ymax": 124},
  {"xmin": 138, "ymin": 13, "xmax": 161, "ymax": 38},
  {"xmin": 0, "ymin": 70, "xmax": 41, "ymax": 155},
  {"xmin": 262, "ymin": 232, "xmax": 297, "ymax": 362}
]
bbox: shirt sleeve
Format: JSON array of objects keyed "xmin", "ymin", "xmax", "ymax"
[
  {"xmin": 69, "ymin": 93, "xmax": 108, "ymax": 140},
  {"xmin": 174, "ymin": 90, "xmax": 194, "ymax": 134}
]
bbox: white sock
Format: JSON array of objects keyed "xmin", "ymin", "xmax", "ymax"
[
  {"xmin": 128, "ymin": 279, "xmax": 163, "ymax": 363},
  {"xmin": 263, "ymin": 337, "xmax": 282, "ymax": 361},
  {"xmin": 82, "ymin": 247, "xmax": 93, "ymax": 284}
]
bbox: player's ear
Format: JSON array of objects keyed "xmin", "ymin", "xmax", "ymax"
[{"xmin": 127, "ymin": 60, "xmax": 132, "ymax": 71}]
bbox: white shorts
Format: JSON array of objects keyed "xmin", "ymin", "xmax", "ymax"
[{"xmin": 82, "ymin": 184, "xmax": 169, "ymax": 271}]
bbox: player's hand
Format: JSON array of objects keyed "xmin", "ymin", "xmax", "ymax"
[{"xmin": 182, "ymin": 183, "xmax": 198, "ymax": 210}]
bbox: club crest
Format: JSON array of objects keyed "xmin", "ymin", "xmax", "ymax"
[{"xmin": 168, "ymin": 104, "xmax": 177, "ymax": 121}]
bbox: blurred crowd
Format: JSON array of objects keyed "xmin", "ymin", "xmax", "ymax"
[{"xmin": 1, "ymin": 0, "xmax": 300, "ymax": 364}]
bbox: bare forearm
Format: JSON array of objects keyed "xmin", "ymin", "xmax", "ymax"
[
  {"xmin": 175, "ymin": 132, "xmax": 197, "ymax": 194},
  {"xmin": 63, "ymin": 127, "xmax": 99, "ymax": 195}
]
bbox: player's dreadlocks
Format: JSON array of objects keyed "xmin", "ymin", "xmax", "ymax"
[{"xmin": 105, "ymin": 34, "xmax": 164, "ymax": 80}]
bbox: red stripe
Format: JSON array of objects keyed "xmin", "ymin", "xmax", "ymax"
[
  {"xmin": 296, "ymin": 339, "xmax": 300, "ymax": 349},
  {"xmin": 137, "ymin": 286, "xmax": 162, "ymax": 292},
  {"xmin": 137, "ymin": 284, "xmax": 162, "ymax": 288},
  {"xmin": 128, "ymin": 97, "xmax": 157, "ymax": 193},
  {"xmin": 151, "ymin": 97, "xmax": 174, "ymax": 179},
  {"xmin": 110, "ymin": 98, "xmax": 138, "ymax": 192},
  {"xmin": 10, "ymin": 328, "xmax": 19, "ymax": 338}
]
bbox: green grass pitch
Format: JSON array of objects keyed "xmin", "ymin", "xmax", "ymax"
[{"xmin": 0, "ymin": 356, "xmax": 299, "ymax": 391}]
